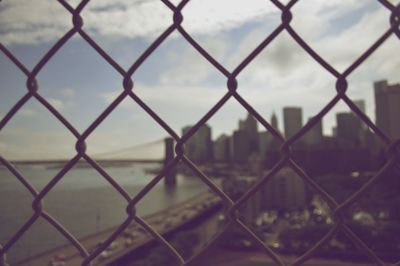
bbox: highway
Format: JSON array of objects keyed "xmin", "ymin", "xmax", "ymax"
[{"xmin": 16, "ymin": 191, "xmax": 221, "ymax": 266}]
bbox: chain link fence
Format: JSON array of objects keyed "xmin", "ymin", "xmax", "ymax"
[{"xmin": 1, "ymin": 0, "xmax": 400, "ymax": 265}]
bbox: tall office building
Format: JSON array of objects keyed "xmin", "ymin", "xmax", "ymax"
[
  {"xmin": 182, "ymin": 124, "xmax": 213, "ymax": 162},
  {"xmin": 258, "ymin": 131, "xmax": 272, "ymax": 159},
  {"xmin": 257, "ymin": 113, "xmax": 280, "ymax": 156},
  {"xmin": 283, "ymin": 107, "xmax": 303, "ymax": 139},
  {"xmin": 239, "ymin": 113, "xmax": 259, "ymax": 153},
  {"xmin": 303, "ymin": 117, "xmax": 323, "ymax": 145},
  {"xmin": 354, "ymin": 99, "xmax": 366, "ymax": 113},
  {"xmin": 230, "ymin": 130, "xmax": 250, "ymax": 162},
  {"xmin": 271, "ymin": 112, "xmax": 278, "ymax": 131},
  {"xmin": 332, "ymin": 126, "xmax": 337, "ymax": 137},
  {"xmin": 262, "ymin": 167, "xmax": 307, "ymax": 211},
  {"xmin": 222, "ymin": 175, "xmax": 261, "ymax": 225},
  {"xmin": 374, "ymin": 80, "xmax": 400, "ymax": 140},
  {"xmin": 336, "ymin": 112, "xmax": 362, "ymax": 144},
  {"xmin": 353, "ymin": 99, "xmax": 367, "ymax": 131},
  {"xmin": 182, "ymin": 126, "xmax": 194, "ymax": 158},
  {"xmin": 213, "ymin": 134, "xmax": 230, "ymax": 161}
]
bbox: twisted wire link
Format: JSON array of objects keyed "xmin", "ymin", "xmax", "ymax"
[{"xmin": 0, "ymin": 0, "xmax": 399, "ymax": 265}]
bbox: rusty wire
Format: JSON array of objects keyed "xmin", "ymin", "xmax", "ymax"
[{"xmin": 1, "ymin": 0, "xmax": 400, "ymax": 265}]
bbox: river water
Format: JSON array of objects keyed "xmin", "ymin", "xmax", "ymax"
[{"xmin": 0, "ymin": 162, "xmax": 211, "ymax": 264}]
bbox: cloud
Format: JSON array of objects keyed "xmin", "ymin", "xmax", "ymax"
[
  {"xmin": 313, "ymin": 8, "xmax": 390, "ymax": 71},
  {"xmin": 100, "ymin": 1, "xmax": 398, "ymax": 135},
  {"xmin": 102, "ymin": 83, "xmax": 225, "ymax": 109},
  {"xmin": 47, "ymin": 98, "xmax": 64, "ymax": 110},
  {"xmin": 18, "ymin": 108, "xmax": 37, "ymax": 117},
  {"xmin": 0, "ymin": 0, "xmax": 71, "ymax": 45},
  {"xmin": 0, "ymin": 0, "xmax": 276, "ymax": 46},
  {"xmin": 60, "ymin": 88, "xmax": 76, "ymax": 98},
  {"xmin": 160, "ymin": 37, "xmax": 228, "ymax": 85},
  {"xmin": 234, "ymin": 2, "xmax": 397, "ymax": 85},
  {"xmin": 181, "ymin": 0, "xmax": 277, "ymax": 35}
]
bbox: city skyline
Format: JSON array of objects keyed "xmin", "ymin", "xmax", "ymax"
[
  {"xmin": 1, "ymin": 1, "xmax": 400, "ymax": 160},
  {"xmin": 2, "ymin": 79, "xmax": 398, "ymax": 161},
  {"xmin": 100, "ymin": 79, "xmax": 398, "ymax": 164}
]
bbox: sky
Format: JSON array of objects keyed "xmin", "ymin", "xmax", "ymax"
[{"xmin": 1, "ymin": 0, "xmax": 400, "ymax": 160}]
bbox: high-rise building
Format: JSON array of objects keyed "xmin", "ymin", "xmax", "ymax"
[
  {"xmin": 213, "ymin": 134, "xmax": 230, "ymax": 161},
  {"xmin": 258, "ymin": 131, "xmax": 272, "ymax": 159},
  {"xmin": 353, "ymin": 99, "xmax": 367, "ymax": 131},
  {"xmin": 283, "ymin": 107, "xmax": 303, "ymax": 139},
  {"xmin": 374, "ymin": 80, "xmax": 400, "ymax": 140},
  {"xmin": 182, "ymin": 125, "xmax": 194, "ymax": 157},
  {"xmin": 271, "ymin": 112, "xmax": 278, "ymax": 132},
  {"xmin": 262, "ymin": 167, "xmax": 307, "ymax": 211},
  {"xmin": 332, "ymin": 126, "xmax": 337, "ymax": 137},
  {"xmin": 182, "ymin": 124, "xmax": 213, "ymax": 162},
  {"xmin": 239, "ymin": 113, "xmax": 259, "ymax": 153},
  {"xmin": 336, "ymin": 112, "xmax": 362, "ymax": 145},
  {"xmin": 222, "ymin": 175, "xmax": 261, "ymax": 225},
  {"xmin": 303, "ymin": 117, "xmax": 323, "ymax": 145},
  {"xmin": 257, "ymin": 113, "xmax": 280, "ymax": 158},
  {"xmin": 354, "ymin": 99, "xmax": 366, "ymax": 113},
  {"xmin": 230, "ymin": 130, "xmax": 250, "ymax": 162}
]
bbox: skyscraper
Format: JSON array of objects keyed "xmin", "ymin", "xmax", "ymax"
[
  {"xmin": 271, "ymin": 112, "xmax": 278, "ymax": 131},
  {"xmin": 222, "ymin": 175, "xmax": 261, "ymax": 225},
  {"xmin": 283, "ymin": 107, "xmax": 303, "ymax": 139},
  {"xmin": 303, "ymin": 117, "xmax": 323, "ymax": 145},
  {"xmin": 354, "ymin": 99, "xmax": 366, "ymax": 113},
  {"xmin": 213, "ymin": 134, "xmax": 230, "ymax": 161},
  {"xmin": 262, "ymin": 167, "xmax": 307, "ymax": 211},
  {"xmin": 239, "ymin": 113, "xmax": 259, "ymax": 153},
  {"xmin": 353, "ymin": 99, "xmax": 367, "ymax": 130},
  {"xmin": 374, "ymin": 80, "xmax": 400, "ymax": 140},
  {"xmin": 182, "ymin": 124, "xmax": 213, "ymax": 162},
  {"xmin": 336, "ymin": 112, "xmax": 362, "ymax": 144},
  {"xmin": 230, "ymin": 130, "xmax": 250, "ymax": 162},
  {"xmin": 258, "ymin": 131, "xmax": 272, "ymax": 159}
]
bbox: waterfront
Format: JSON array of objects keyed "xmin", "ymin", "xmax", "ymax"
[{"xmin": 0, "ymin": 162, "xmax": 212, "ymax": 264}]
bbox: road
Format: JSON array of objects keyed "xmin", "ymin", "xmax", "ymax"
[{"xmin": 16, "ymin": 191, "xmax": 221, "ymax": 266}]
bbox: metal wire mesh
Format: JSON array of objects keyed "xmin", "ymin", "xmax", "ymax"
[{"xmin": 1, "ymin": 0, "xmax": 400, "ymax": 265}]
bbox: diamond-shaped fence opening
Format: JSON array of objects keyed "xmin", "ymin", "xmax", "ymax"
[{"xmin": 1, "ymin": 0, "xmax": 400, "ymax": 265}]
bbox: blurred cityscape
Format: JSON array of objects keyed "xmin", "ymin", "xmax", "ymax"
[
  {"xmin": 182, "ymin": 79, "xmax": 400, "ymax": 171},
  {"xmin": 161, "ymin": 79, "xmax": 400, "ymax": 265},
  {"xmin": 4, "ymin": 80, "xmax": 400, "ymax": 266}
]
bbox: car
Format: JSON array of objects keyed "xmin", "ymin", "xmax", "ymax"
[
  {"xmin": 125, "ymin": 238, "xmax": 134, "ymax": 247},
  {"xmin": 98, "ymin": 250, "xmax": 110, "ymax": 261},
  {"xmin": 125, "ymin": 230, "xmax": 140, "ymax": 239},
  {"xmin": 48, "ymin": 254, "xmax": 66, "ymax": 266},
  {"xmin": 49, "ymin": 261, "xmax": 66, "ymax": 266},
  {"xmin": 164, "ymin": 217, "xmax": 173, "ymax": 228},
  {"xmin": 270, "ymin": 241, "xmax": 281, "ymax": 249},
  {"xmin": 106, "ymin": 241, "xmax": 118, "ymax": 251}
]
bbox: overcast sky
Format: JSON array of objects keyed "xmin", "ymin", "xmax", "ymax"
[{"xmin": 1, "ymin": 0, "xmax": 399, "ymax": 160}]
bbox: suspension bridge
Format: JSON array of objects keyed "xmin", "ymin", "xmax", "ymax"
[
  {"xmin": 11, "ymin": 138, "xmax": 168, "ymax": 164},
  {"xmin": 91, "ymin": 138, "xmax": 165, "ymax": 162}
]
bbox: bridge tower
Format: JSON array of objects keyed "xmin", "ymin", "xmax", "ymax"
[{"xmin": 164, "ymin": 137, "xmax": 176, "ymax": 186}]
